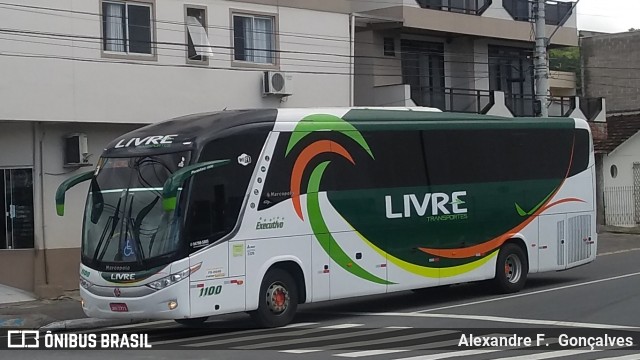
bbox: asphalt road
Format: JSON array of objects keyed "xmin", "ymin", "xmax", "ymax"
[{"xmin": 4, "ymin": 232, "xmax": 640, "ymax": 360}]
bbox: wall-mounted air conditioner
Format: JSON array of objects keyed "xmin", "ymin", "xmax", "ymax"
[
  {"xmin": 64, "ymin": 133, "xmax": 92, "ymax": 167},
  {"xmin": 263, "ymin": 71, "xmax": 293, "ymax": 96}
]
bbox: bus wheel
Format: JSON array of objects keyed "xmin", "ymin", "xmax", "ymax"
[
  {"xmin": 174, "ymin": 317, "xmax": 208, "ymax": 326},
  {"xmin": 250, "ymin": 268, "xmax": 298, "ymax": 328},
  {"xmin": 494, "ymin": 243, "xmax": 528, "ymax": 293}
]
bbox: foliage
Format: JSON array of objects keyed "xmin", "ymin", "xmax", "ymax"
[{"xmin": 549, "ymin": 46, "xmax": 581, "ymax": 91}]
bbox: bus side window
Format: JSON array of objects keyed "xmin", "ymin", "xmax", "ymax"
[{"xmin": 184, "ymin": 130, "xmax": 269, "ymax": 246}]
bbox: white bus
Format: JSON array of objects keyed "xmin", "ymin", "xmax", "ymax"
[{"xmin": 56, "ymin": 108, "xmax": 597, "ymax": 327}]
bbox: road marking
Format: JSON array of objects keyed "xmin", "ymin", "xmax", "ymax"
[
  {"xmin": 599, "ymin": 248, "xmax": 640, "ymax": 256},
  {"xmin": 417, "ymin": 270, "xmax": 640, "ymax": 313},
  {"xmin": 385, "ymin": 326, "xmax": 413, "ymax": 329},
  {"xmin": 233, "ymin": 326, "xmax": 400, "ymax": 350},
  {"xmin": 389, "ymin": 338, "xmax": 560, "ymax": 360},
  {"xmin": 336, "ymin": 312, "xmax": 639, "ymax": 329},
  {"xmin": 284, "ymin": 322, "xmax": 320, "ymax": 328},
  {"xmin": 322, "ymin": 330, "xmax": 458, "ymax": 351},
  {"xmin": 322, "ymin": 323, "xmax": 364, "ymax": 329},
  {"xmin": 405, "ymin": 333, "xmax": 506, "ymax": 351},
  {"xmin": 186, "ymin": 324, "xmax": 360, "ymax": 348},
  {"xmin": 490, "ymin": 348, "xmax": 602, "ymax": 360},
  {"xmin": 152, "ymin": 322, "xmax": 319, "ymax": 345},
  {"xmin": 335, "ymin": 349, "xmax": 409, "ymax": 357},
  {"xmin": 389, "ymin": 348, "xmax": 500, "ymax": 360},
  {"xmin": 279, "ymin": 349, "xmax": 322, "ymax": 354}
]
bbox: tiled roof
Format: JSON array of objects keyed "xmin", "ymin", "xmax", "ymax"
[{"xmin": 594, "ymin": 114, "xmax": 640, "ymax": 153}]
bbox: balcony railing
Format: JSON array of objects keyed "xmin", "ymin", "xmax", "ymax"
[
  {"xmin": 548, "ymin": 96, "xmax": 576, "ymax": 117},
  {"xmin": 546, "ymin": 1, "xmax": 574, "ymax": 26},
  {"xmin": 416, "ymin": 0, "xmax": 492, "ymax": 15},
  {"xmin": 411, "ymin": 87, "xmax": 494, "ymax": 113},
  {"xmin": 503, "ymin": 0, "xmax": 573, "ymax": 25},
  {"xmin": 505, "ymin": 94, "xmax": 537, "ymax": 117},
  {"xmin": 580, "ymin": 97, "xmax": 604, "ymax": 121}
]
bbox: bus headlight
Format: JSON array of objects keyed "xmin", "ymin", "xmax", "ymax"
[
  {"xmin": 80, "ymin": 277, "xmax": 93, "ymax": 289},
  {"xmin": 147, "ymin": 263, "xmax": 201, "ymax": 290}
]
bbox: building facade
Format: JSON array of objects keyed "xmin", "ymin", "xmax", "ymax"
[
  {"xmin": 352, "ymin": 0, "xmax": 605, "ymax": 122},
  {"xmin": 583, "ymin": 31, "xmax": 640, "ymax": 227},
  {"xmin": 0, "ymin": 0, "xmax": 354, "ymax": 296}
]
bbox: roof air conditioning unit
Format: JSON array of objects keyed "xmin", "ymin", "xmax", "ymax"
[
  {"xmin": 64, "ymin": 133, "xmax": 92, "ymax": 167},
  {"xmin": 263, "ymin": 71, "xmax": 293, "ymax": 96}
]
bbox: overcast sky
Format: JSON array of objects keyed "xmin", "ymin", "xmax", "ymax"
[{"xmin": 577, "ymin": 0, "xmax": 640, "ymax": 33}]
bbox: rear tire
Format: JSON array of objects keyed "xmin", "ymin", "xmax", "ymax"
[
  {"xmin": 174, "ymin": 317, "xmax": 208, "ymax": 326},
  {"xmin": 249, "ymin": 268, "xmax": 298, "ymax": 328},
  {"xmin": 494, "ymin": 243, "xmax": 528, "ymax": 293}
]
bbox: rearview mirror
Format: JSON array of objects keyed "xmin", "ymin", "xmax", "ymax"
[{"xmin": 55, "ymin": 170, "xmax": 94, "ymax": 216}]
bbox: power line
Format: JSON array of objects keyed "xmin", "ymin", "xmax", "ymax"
[
  {"xmin": 0, "ymin": 0, "xmax": 557, "ymax": 62},
  {"xmin": 0, "ymin": 25, "xmax": 550, "ymax": 75},
  {"xmin": 0, "ymin": 30, "xmax": 511, "ymax": 77}
]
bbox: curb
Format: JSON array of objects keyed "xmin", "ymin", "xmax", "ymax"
[
  {"xmin": 39, "ymin": 318, "xmax": 149, "ymax": 332},
  {"xmin": 600, "ymin": 225, "xmax": 640, "ymax": 235}
]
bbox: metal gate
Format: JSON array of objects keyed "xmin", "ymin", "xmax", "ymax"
[{"xmin": 634, "ymin": 163, "xmax": 640, "ymax": 224}]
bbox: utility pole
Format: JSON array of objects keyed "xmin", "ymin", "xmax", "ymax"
[{"xmin": 534, "ymin": 0, "xmax": 549, "ymax": 117}]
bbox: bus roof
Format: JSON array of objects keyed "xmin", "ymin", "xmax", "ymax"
[{"xmin": 102, "ymin": 108, "xmax": 580, "ymax": 157}]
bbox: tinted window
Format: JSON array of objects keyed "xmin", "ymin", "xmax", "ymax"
[
  {"xmin": 422, "ymin": 128, "xmax": 574, "ymax": 185},
  {"xmin": 128, "ymin": 5, "xmax": 152, "ymax": 54},
  {"xmin": 259, "ymin": 131, "xmax": 428, "ymax": 210},
  {"xmin": 568, "ymin": 129, "xmax": 591, "ymax": 177},
  {"xmin": 184, "ymin": 131, "xmax": 268, "ymax": 247}
]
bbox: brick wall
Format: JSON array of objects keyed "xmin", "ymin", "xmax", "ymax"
[{"xmin": 582, "ymin": 32, "xmax": 640, "ymax": 114}]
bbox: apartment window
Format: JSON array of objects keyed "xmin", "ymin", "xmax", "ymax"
[
  {"xmin": 383, "ymin": 37, "xmax": 395, "ymax": 57},
  {"xmin": 102, "ymin": 1, "xmax": 153, "ymax": 55},
  {"xmin": 232, "ymin": 13, "xmax": 276, "ymax": 64},
  {"xmin": 489, "ymin": 45, "xmax": 535, "ymax": 116},
  {"xmin": 401, "ymin": 40, "xmax": 446, "ymax": 109},
  {"xmin": 186, "ymin": 6, "xmax": 213, "ymax": 63}
]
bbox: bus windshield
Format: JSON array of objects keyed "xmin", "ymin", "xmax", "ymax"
[{"xmin": 82, "ymin": 152, "xmax": 190, "ymax": 270}]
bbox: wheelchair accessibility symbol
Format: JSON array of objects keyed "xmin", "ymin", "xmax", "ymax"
[{"xmin": 123, "ymin": 239, "xmax": 135, "ymax": 258}]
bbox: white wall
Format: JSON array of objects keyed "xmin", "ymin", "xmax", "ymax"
[
  {"xmin": 602, "ymin": 132, "xmax": 640, "ymax": 189},
  {"xmin": 0, "ymin": 0, "xmax": 351, "ymax": 124}
]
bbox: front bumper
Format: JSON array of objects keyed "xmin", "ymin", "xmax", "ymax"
[{"xmin": 80, "ymin": 279, "xmax": 190, "ymax": 320}]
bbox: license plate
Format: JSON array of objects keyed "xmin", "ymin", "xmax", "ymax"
[{"xmin": 110, "ymin": 303, "xmax": 129, "ymax": 312}]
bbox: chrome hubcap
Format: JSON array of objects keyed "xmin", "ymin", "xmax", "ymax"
[
  {"xmin": 266, "ymin": 282, "xmax": 289, "ymax": 314},
  {"xmin": 504, "ymin": 254, "xmax": 522, "ymax": 284}
]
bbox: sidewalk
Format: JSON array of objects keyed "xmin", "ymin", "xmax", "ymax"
[{"xmin": 0, "ymin": 287, "xmax": 86, "ymax": 329}]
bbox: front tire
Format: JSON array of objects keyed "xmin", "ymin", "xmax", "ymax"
[
  {"xmin": 494, "ymin": 243, "xmax": 528, "ymax": 293},
  {"xmin": 249, "ymin": 268, "xmax": 298, "ymax": 328}
]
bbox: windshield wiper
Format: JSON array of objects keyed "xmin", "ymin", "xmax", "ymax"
[
  {"xmin": 94, "ymin": 195, "xmax": 123, "ymax": 262},
  {"xmin": 124, "ymin": 195, "xmax": 145, "ymax": 266},
  {"xmin": 132, "ymin": 196, "xmax": 160, "ymax": 253}
]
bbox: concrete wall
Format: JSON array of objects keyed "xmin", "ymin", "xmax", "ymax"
[
  {"xmin": 354, "ymin": 29, "xmax": 405, "ymax": 106},
  {"xmin": 0, "ymin": 0, "xmax": 351, "ymax": 124},
  {"xmin": 583, "ymin": 32, "xmax": 640, "ymax": 114}
]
